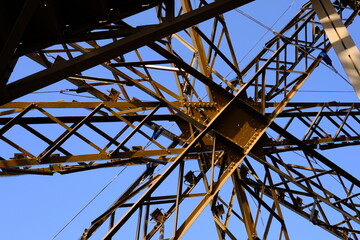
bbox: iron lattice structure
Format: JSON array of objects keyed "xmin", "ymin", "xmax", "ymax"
[{"xmin": 1, "ymin": 0, "xmax": 360, "ymax": 239}]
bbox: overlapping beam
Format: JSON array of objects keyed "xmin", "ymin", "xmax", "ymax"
[
  {"xmin": 267, "ymin": 102, "xmax": 360, "ymax": 152},
  {"xmin": 311, "ymin": 0, "xmax": 360, "ymax": 99},
  {"xmin": 1, "ymin": 0, "xmax": 360, "ymax": 239},
  {"xmin": 0, "ymin": 0, "xmax": 253, "ymax": 105},
  {"xmin": 2, "ymin": 101, "xmax": 360, "ymax": 171},
  {"xmin": 0, "ymin": 0, "xmax": 39, "ymax": 83}
]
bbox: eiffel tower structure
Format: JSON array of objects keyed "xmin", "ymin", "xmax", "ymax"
[{"xmin": 1, "ymin": 0, "xmax": 360, "ymax": 239}]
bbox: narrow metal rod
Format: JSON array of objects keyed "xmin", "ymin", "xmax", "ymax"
[
  {"xmin": 39, "ymin": 103, "xmax": 103, "ymax": 161},
  {"xmin": 136, "ymin": 206, "xmax": 143, "ymax": 240},
  {"xmin": 173, "ymin": 161, "xmax": 184, "ymax": 235},
  {"xmin": 142, "ymin": 200, "xmax": 150, "ymax": 239},
  {"xmin": 109, "ymin": 212, "xmax": 115, "ymax": 229},
  {"xmin": 210, "ymin": 134, "xmax": 216, "ymax": 192},
  {"xmin": 110, "ymin": 104, "xmax": 161, "ymax": 155}
]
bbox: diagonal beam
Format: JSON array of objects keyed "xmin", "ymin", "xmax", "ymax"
[
  {"xmin": 102, "ymin": 18, "xmax": 360, "ymax": 236},
  {"xmin": 311, "ymin": 0, "xmax": 360, "ymax": 99},
  {"xmin": 109, "ymin": 104, "xmax": 162, "ymax": 155},
  {"xmin": 0, "ymin": 0, "xmax": 40, "ymax": 83},
  {"xmin": 39, "ymin": 103, "xmax": 104, "ymax": 161},
  {"xmin": 231, "ymin": 168, "xmax": 257, "ymax": 238},
  {"xmin": 269, "ymin": 120, "xmax": 360, "ymax": 188},
  {"xmin": 0, "ymin": 0, "xmax": 254, "ymax": 105},
  {"xmin": 102, "ymin": 47, "xmax": 299, "ymax": 238}
]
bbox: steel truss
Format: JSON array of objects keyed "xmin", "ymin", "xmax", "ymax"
[{"xmin": 1, "ymin": 0, "xmax": 360, "ymax": 239}]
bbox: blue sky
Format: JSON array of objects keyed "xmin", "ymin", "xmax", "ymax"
[{"xmin": 1, "ymin": 0, "xmax": 360, "ymax": 239}]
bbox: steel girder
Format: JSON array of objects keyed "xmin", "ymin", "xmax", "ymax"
[{"xmin": 1, "ymin": 0, "xmax": 360, "ymax": 239}]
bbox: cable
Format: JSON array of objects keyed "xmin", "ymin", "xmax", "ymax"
[
  {"xmin": 226, "ymin": 0, "xmax": 297, "ymax": 79},
  {"xmin": 267, "ymin": 132, "xmax": 359, "ymax": 203},
  {"xmin": 51, "ymin": 166, "xmax": 127, "ymax": 240},
  {"xmin": 303, "ymin": 53, "xmax": 352, "ymax": 86},
  {"xmin": 292, "ymin": 151, "xmax": 360, "ymax": 202},
  {"xmin": 235, "ymin": 9, "xmax": 278, "ymax": 34},
  {"xmin": 32, "ymin": 91, "xmax": 62, "ymax": 94},
  {"xmin": 31, "ymin": 90, "xmax": 100, "ymax": 99},
  {"xmin": 234, "ymin": 5, "xmax": 353, "ymax": 87},
  {"xmin": 326, "ymin": 65, "xmax": 352, "ymax": 86},
  {"xmin": 60, "ymin": 92, "xmax": 99, "ymax": 99}
]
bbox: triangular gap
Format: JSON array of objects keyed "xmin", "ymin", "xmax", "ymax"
[
  {"xmin": 263, "ymin": 166, "xmax": 291, "ymax": 239},
  {"xmin": 102, "ymin": 105, "xmax": 172, "ymax": 154},
  {"xmin": 227, "ymin": 156, "xmax": 291, "ymax": 239},
  {"xmin": 34, "ymin": 104, "xmax": 106, "ymax": 160},
  {"xmin": 1, "ymin": 105, "xmax": 55, "ymax": 158},
  {"xmin": 150, "ymin": 159, "xmax": 200, "ymax": 238},
  {"xmin": 196, "ymin": 17, "xmax": 242, "ymax": 85},
  {"xmin": 87, "ymin": 165, "xmax": 156, "ymax": 239},
  {"xmin": 131, "ymin": 49, "xmax": 182, "ymax": 101}
]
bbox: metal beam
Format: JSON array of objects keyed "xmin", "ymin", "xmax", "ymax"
[
  {"xmin": 311, "ymin": 0, "xmax": 360, "ymax": 99},
  {"xmin": 231, "ymin": 168, "xmax": 257, "ymax": 239},
  {"xmin": 0, "ymin": 0, "xmax": 254, "ymax": 105},
  {"xmin": 0, "ymin": 0, "xmax": 39, "ymax": 82}
]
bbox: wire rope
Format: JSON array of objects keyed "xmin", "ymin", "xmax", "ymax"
[
  {"xmin": 226, "ymin": 0, "xmax": 298, "ymax": 80},
  {"xmin": 234, "ymin": 6, "xmax": 353, "ymax": 87},
  {"xmin": 51, "ymin": 166, "xmax": 128, "ymax": 240},
  {"xmin": 292, "ymin": 150, "xmax": 360, "ymax": 202}
]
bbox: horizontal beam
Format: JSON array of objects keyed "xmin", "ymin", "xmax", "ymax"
[
  {"xmin": 0, "ymin": 115, "xmax": 179, "ymax": 125},
  {"xmin": 0, "ymin": 147, "xmax": 216, "ymax": 168},
  {"xmin": 269, "ymin": 121, "xmax": 360, "ymax": 187},
  {"xmin": 0, "ymin": 101, "xmax": 219, "ymax": 109}
]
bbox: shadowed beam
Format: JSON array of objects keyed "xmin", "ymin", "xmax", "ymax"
[
  {"xmin": 0, "ymin": 0, "xmax": 40, "ymax": 83},
  {"xmin": 0, "ymin": 0, "xmax": 254, "ymax": 105}
]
